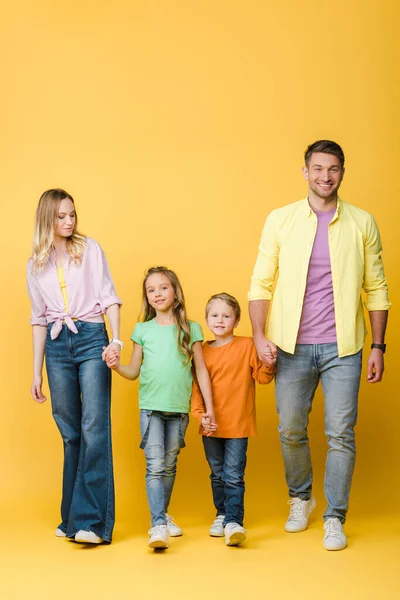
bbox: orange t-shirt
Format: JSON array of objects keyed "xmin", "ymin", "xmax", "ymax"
[{"xmin": 191, "ymin": 336, "xmax": 275, "ymax": 438}]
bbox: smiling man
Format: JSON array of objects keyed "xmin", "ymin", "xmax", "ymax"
[{"xmin": 248, "ymin": 140, "xmax": 391, "ymax": 550}]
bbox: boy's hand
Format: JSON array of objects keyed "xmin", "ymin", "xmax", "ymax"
[{"xmin": 201, "ymin": 412, "xmax": 217, "ymax": 436}]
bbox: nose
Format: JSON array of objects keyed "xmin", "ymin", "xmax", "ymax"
[{"xmin": 321, "ymin": 169, "xmax": 330, "ymax": 181}]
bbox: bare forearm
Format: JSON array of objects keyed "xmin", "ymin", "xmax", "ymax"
[
  {"xmin": 105, "ymin": 303, "xmax": 121, "ymax": 339},
  {"xmin": 369, "ymin": 310, "xmax": 388, "ymax": 344},
  {"xmin": 196, "ymin": 368, "xmax": 213, "ymax": 412},
  {"xmin": 114, "ymin": 364, "xmax": 140, "ymax": 381},
  {"xmin": 32, "ymin": 325, "xmax": 47, "ymax": 377},
  {"xmin": 249, "ymin": 299, "xmax": 270, "ymax": 339}
]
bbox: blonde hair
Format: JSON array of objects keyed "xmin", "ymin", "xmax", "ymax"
[
  {"xmin": 31, "ymin": 189, "xmax": 86, "ymax": 273},
  {"xmin": 205, "ymin": 292, "xmax": 241, "ymax": 320},
  {"xmin": 140, "ymin": 266, "xmax": 193, "ymax": 363}
]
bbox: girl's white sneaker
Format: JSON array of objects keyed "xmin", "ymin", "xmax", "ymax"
[
  {"xmin": 165, "ymin": 514, "xmax": 182, "ymax": 536},
  {"xmin": 148, "ymin": 525, "xmax": 169, "ymax": 549},
  {"xmin": 55, "ymin": 528, "xmax": 66, "ymax": 538}
]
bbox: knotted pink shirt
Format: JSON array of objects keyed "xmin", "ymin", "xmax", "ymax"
[{"xmin": 27, "ymin": 238, "xmax": 122, "ymax": 339}]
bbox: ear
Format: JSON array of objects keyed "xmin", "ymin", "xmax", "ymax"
[
  {"xmin": 234, "ymin": 319, "xmax": 240, "ymax": 329},
  {"xmin": 302, "ymin": 165, "xmax": 309, "ymax": 181}
]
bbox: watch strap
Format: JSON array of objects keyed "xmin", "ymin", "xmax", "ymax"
[
  {"xmin": 371, "ymin": 343, "xmax": 386, "ymax": 353},
  {"xmin": 110, "ymin": 338, "xmax": 124, "ymax": 349}
]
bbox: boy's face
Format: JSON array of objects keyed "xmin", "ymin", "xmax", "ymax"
[{"xmin": 206, "ymin": 299, "xmax": 239, "ymax": 338}]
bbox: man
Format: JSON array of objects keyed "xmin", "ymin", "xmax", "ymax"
[{"xmin": 248, "ymin": 140, "xmax": 390, "ymax": 550}]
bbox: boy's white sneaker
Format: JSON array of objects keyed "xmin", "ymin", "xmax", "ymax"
[
  {"xmin": 55, "ymin": 528, "xmax": 66, "ymax": 538},
  {"xmin": 209, "ymin": 515, "xmax": 225, "ymax": 537},
  {"xmin": 165, "ymin": 513, "xmax": 182, "ymax": 536},
  {"xmin": 75, "ymin": 530, "xmax": 103, "ymax": 544},
  {"xmin": 285, "ymin": 497, "xmax": 316, "ymax": 532},
  {"xmin": 224, "ymin": 522, "xmax": 246, "ymax": 546},
  {"xmin": 323, "ymin": 518, "xmax": 348, "ymax": 551},
  {"xmin": 148, "ymin": 525, "xmax": 169, "ymax": 549}
]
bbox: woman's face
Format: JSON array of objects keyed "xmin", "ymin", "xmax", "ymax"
[{"xmin": 54, "ymin": 198, "xmax": 76, "ymax": 240}]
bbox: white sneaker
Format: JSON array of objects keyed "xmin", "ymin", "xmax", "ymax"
[
  {"xmin": 209, "ymin": 515, "xmax": 225, "ymax": 537},
  {"xmin": 323, "ymin": 518, "xmax": 348, "ymax": 551},
  {"xmin": 224, "ymin": 522, "xmax": 246, "ymax": 546},
  {"xmin": 75, "ymin": 530, "xmax": 103, "ymax": 544},
  {"xmin": 165, "ymin": 513, "xmax": 182, "ymax": 536},
  {"xmin": 285, "ymin": 497, "xmax": 316, "ymax": 532},
  {"xmin": 148, "ymin": 525, "xmax": 169, "ymax": 549},
  {"xmin": 55, "ymin": 528, "xmax": 66, "ymax": 538}
]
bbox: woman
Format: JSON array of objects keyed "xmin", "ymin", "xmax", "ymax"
[{"xmin": 27, "ymin": 188, "xmax": 122, "ymax": 544}]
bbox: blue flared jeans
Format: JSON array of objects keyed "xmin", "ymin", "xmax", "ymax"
[
  {"xmin": 45, "ymin": 320, "xmax": 114, "ymax": 542},
  {"xmin": 275, "ymin": 343, "xmax": 362, "ymax": 524}
]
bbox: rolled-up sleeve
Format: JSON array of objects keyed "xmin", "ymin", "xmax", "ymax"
[
  {"xmin": 248, "ymin": 211, "xmax": 280, "ymax": 301},
  {"xmin": 92, "ymin": 241, "xmax": 122, "ymax": 312},
  {"xmin": 26, "ymin": 261, "xmax": 47, "ymax": 326},
  {"xmin": 363, "ymin": 216, "xmax": 391, "ymax": 311}
]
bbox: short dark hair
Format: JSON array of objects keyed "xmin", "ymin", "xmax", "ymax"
[{"xmin": 304, "ymin": 140, "xmax": 345, "ymax": 168}]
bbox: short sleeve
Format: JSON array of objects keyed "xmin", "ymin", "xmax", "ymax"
[
  {"xmin": 131, "ymin": 322, "xmax": 144, "ymax": 345},
  {"xmin": 189, "ymin": 321, "xmax": 203, "ymax": 347}
]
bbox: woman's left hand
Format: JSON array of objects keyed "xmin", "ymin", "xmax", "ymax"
[{"xmin": 102, "ymin": 342, "xmax": 121, "ymax": 363}]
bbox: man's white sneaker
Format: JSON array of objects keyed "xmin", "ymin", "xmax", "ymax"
[
  {"xmin": 209, "ymin": 515, "xmax": 225, "ymax": 537},
  {"xmin": 55, "ymin": 528, "xmax": 66, "ymax": 538},
  {"xmin": 75, "ymin": 530, "xmax": 103, "ymax": 544},
  {"xmin": 165, "ymin": 513, "xmax": 182, "ymax": 536},
  {"xmin": 323, "ymin": 518, "xmax": 348, "ymax": 551},
  {"xmin": 285, "ymin": 497, "xmax": 316, "ymax": 532},
  {"xmin": 224, "ymin": 522, "xmax": 246, "ymax": 546},
  {"xmin": 148, "ymin": 525, "xmax": 169, "ymax": 549}
]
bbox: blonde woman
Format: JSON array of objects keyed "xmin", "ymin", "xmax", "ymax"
[
  {"xmin": 106, "ymin": 267, "xmax": 216, "ymax": 550},
  {"xmin": 27, "ymin": 189, "xmax": 122, "ymax": 544}
]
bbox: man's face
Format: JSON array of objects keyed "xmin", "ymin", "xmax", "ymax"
[{"xmin": 302, "ymin": 152, "xmax": 344, "ymax": 201}]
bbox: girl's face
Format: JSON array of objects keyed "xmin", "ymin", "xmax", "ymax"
[
  {"xmin": 145, "ymin": 273, "xmax": 176, "ymax": 313},
  {"xmin": 206, "ymin": 299, "xmax": 238, "ymax": 339},
  {"xmin": 55, "ymin": 198, "xmax": 76, "ymax": 240}
]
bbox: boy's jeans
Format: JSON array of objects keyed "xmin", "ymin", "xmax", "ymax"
[
  {"xmin": 140, "ymin": 410, "xmax": 189, "ymax": 526},
  {"xmin": 46, "ymin": 320, "xmax": 114, "ymax": 542},
  {"xmin": 275, "ymin": 343, "xmax": 362, "ymax": 524},
  {"xmin": 202, "ymin": 436, "xmax": 248, "ymax": 527}
]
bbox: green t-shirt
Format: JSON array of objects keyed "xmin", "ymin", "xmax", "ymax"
[{"xmin": 130, "ymin": 319, "xmax": 203, "ymax": 413}]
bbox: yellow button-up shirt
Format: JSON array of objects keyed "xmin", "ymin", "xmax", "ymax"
[{"xmin": 248, "ymin": 198, "xmax": 391, "ymax": 357}]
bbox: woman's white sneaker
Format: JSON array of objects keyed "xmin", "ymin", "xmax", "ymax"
[
  {"xmin": 285, "ymin": 497, "xmax": 316, "ymax": 532},
  {"xmin": 209, "ymin": 515, "xmax": 225, "ymax": 537},
  {"xmin": 165, "ymin": 514, "xmax": 182, "ymax": 536},
  {"xmin": 75, "ymin": 530, "xmax": 103, "ymax": 544},
  {"xmin": 55, "ymin": 528, "xmax": 66, "ymax": 538},
  {"xmin": 224, "ymin": 522, "xmax": 246, "ymax": 546},
  {"xmin": 148, "ymin": 525, "xmax": 169, "ymax": 549},
  {"xmin": 323, "ymin": 518, "xmax": 347, "ymax": 551}
]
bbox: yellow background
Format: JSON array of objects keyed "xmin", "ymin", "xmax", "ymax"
[{"xmin": 0, "ymin": 1, "xmax": 398, "ymax": 598}]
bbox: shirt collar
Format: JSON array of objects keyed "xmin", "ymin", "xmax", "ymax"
[{"xmin": 301, "ymin": 196, "xmax": 343, "ymax": 218}]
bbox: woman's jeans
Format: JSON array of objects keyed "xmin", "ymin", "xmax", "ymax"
[
  {"xmin": 45, "ymin": 320, "xmax": 114, "ymax": 542},
  {"xmin": 275, "ymin": 343, "xmax": 362, "ymax": 524},
  {"xmin": 202, "ymin": 436, "xmax": 248, "ymax": 527},
  {"xmin": 140, "ymin": 410, "xmax": 189, "ymax": 527}
]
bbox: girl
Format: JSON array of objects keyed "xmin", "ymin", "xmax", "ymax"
[
  {"xmin": 107, "ymin": 266, "xmax": 216, "ymax": 549},
  {"xmin": 191, "ymin": 293, "xmax": 275, "ymax": 546},
  {"xmin": 27, "ymin": 189, "xmax": 122, "ymax": 544}
]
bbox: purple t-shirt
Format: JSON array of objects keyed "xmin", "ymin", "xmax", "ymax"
[{"xmin": 297, "ymin": 208, "xmax": 337, "ymax": 344}]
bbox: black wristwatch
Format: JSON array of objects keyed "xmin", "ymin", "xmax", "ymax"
[{"xmin": 371, "ymin": 343, "xmax": 386, "ymax": 354}]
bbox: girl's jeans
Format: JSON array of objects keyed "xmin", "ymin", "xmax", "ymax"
[
  {"xmin": 140, "ymin": 410, "xmax": 189, "ymax": 527},
  {"xmin": 45, "ymin": 320, "xmax": 114, "ymax": 542}
]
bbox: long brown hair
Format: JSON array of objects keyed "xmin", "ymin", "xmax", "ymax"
[
  {"xmin": 140, "ymin": 266, "xmax": 192, "ymax": 363},
  {"xmin": 31, "ymin": 188, "xmax": 86, "ymax": 273}
]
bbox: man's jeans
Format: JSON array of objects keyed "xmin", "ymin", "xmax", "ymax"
[
  {"xmin": 275, "ymin": 343, "xmax": 362, "ymax": 524},
  {"xmin": 202, "ymin": 437, "xmax": 248, "ymax": 527},
  {"xmin": 45, "ymin": 321, "xmax": 114, "ymax": 542},
  {"xmin": 140, "ymin": 410, "xmax": 189, "ymax": 526}
]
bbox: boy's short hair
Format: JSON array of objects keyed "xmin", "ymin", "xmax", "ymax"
[{"xmin": 205, "ymin": 293, "xmax": 241, "ymax": 320}]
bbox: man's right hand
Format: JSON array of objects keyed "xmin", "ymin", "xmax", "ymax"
[{"xmin": 254, "ymin": 335, "xmax": 277, "ymax": 366}]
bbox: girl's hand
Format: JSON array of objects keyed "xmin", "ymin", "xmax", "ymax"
[
  {"xmin": 201, "ymin": 412, "xmax": 217, "ymax": 436},
  {"xmin": 31, "ymin": 376, "xmax": 47, "ymax": 403},
  {"xmin": 102, "ymin": 342, "xmax": 121, "ymax": 363},
  {"xmin": 105, "ymin": 349, "xmax": 120, "ymax": 369}
]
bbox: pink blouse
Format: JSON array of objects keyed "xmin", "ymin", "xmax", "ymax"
[{"xmin": 27, "ymin": 238, "xmax": 122, "ymax": 339}]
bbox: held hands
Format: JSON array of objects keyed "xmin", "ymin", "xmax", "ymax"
[
  {"xmin": 103, "ymin": 347, "xmax": 120, "ymax": 369},
  {"xmin": 201, "ymin": 411, "xmax": 217, "ymax": 437},
  {"xmin": 367, "ymin": 348, "xmax": 384, "ymax": 383},
  {"xmin": 31, "ymin": 376, "xmax": 47, "ymax": 403},
  {"xmin": 255, "ymin": 336, "xmax": 277, "ymax": 366}
]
